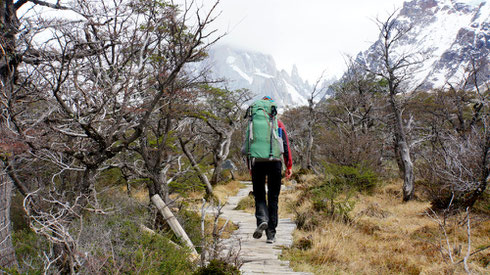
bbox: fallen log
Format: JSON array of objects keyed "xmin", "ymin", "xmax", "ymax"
[{"xmin": 150, "ymin": 194, "xmax": 198, "ymax": 257}]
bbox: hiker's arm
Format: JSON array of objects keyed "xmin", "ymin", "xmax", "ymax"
[{"xmin": 278, "ymin": 121, "xmax": 293, "ymax": 173}]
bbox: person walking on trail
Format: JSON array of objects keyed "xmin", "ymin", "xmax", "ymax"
[{"xmin": 242, "ymin": 96, "xmax": 293, "ymax": 244}]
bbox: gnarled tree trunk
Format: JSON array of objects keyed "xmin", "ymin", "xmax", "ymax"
[
  {"xmin": 0, "ymin": 165, "xmax": 17, "ymax": 268},
  {"xmin": 179, "ymin": 138, "xmax": 213, "ymax": 195},
  {"xmin": 1, "ymin": 0, "xmax": 19, "ymax": 267},
  {"xmin": 210, "ymin": 131, "xmax": 233, "ymax": 185},
  {"xmin": 390, "ymin": 91, "xmax": 414, "ymax": 201},
  {"xmin": 364, "ymin": 12, "xmax": 420, "ymax": 202}
]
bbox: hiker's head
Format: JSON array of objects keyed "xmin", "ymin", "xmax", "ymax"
[{"xmin": 262, "ymin": 96, "xmax": 274, "ymax": 102}]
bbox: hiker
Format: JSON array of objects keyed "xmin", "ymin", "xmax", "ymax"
[{"xmin": 242, "ymin": 96, "xmax": 293, "ymax": 244}]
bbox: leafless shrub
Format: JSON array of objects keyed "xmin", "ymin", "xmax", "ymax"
[
  {"xmin": 199, "ymin": 199, "xmax": 242, "ymax": 270},
  {"xmin": 416, "ymin": 81, "xmax": 489, "ymax": 209},
  {"xmin": 426, "ymin": 207, "xmax": 488, "ymax": 274},
  {"xmin": 23, "ymin": 188, "xmax": 85, "ymax": 273},
  {"xmin": 422, "ymin": 129, "xmax": 488, "ymax": 209},
  {"xmin": 311, "ymin": 60, "xmax": 385, "ymax": 174}
]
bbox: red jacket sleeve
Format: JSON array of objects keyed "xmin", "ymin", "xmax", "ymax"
[{"xmin": 278, "ymin": 120, "xmax": 293, "ymax": 169}]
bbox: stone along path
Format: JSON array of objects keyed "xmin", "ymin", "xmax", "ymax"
[{"xmin": 220, "ymin": 181, "xmax": 313, "ymax": 275}]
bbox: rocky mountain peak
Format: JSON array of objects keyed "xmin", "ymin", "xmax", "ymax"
[
  {"xmin": 291, "ymin": 65, "xmax": 299, "ymax": 78},
  {"xmin": 356, "ymin": 0, "xmax": 489, "ymax": 90},
  {"xmin": 202, "ymin": 45, "xmax": 313, "ymax": 108}
]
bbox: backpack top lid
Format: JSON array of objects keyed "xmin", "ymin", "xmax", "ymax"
[
  {"xmin": 262, "ymin": 96, "xmax": 274, "ymax": 102},
  {"xmin": 260, "ymin": 96, "xmax": 277, "ymax": 116},
  {"xmin": 251, "ymin": 97, "xmax": 277, "ymax": 116},
  {"xmin": 246, "ymin": 97, "xmax": 278, "ymax": 119}
]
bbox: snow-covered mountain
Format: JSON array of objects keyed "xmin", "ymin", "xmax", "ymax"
[
  {"xmin": 202, "ymin": 45, "xmax": 313, "ymax": 108},
  {"xmin": 356, "ymin": 0, "xmax": 489, "ymax": 90}
]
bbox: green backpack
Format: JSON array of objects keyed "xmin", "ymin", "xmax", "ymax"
[{"xmin": 242, "ymin": 99, "xmax": 284, "ymax": 161}]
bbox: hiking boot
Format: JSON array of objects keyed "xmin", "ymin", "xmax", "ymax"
[
  {"xmin": 266, "ymin": 229, "xmax": 275, "ymax": 244},
  {"xmin": 253, "ymin": 222, "xmax": 268, "ymax": 239}
]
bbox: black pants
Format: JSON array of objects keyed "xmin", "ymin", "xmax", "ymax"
[{"xmin": 251, "ymin": 161, "xmax": 282, "ymax": 234}]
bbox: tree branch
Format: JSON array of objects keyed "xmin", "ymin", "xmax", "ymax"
[{"xmin": 15, "ymin": 0, "xmax": 71, "ymax": 11}]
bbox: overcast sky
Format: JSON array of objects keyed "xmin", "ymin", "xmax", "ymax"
[{"xmin": 199, "ymin": 0, "xmax": 406, "ymax": 82}]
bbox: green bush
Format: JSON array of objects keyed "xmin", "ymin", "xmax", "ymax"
[
  {"xmin": 10, "ymin": 193, "xmax": 30, "ymax": 231},
  {"xmin": 176, "ymin": 208, "xmax": 204, "ymax": 253},
  {"xmin": 294, "ymin": 164, "xmax": 377, "ymax": 227},
  {"xmin": 309, "ymin": 181, "xmax": 355, "ymax": 223},
  {"xmin": 98, "ymin": 167, "xmax": 125, "ymax": 187},
  {"xmin": 193, "ymin": 259, "xmax": 241, "ymax": 275},
  {"xmin": 11, "ymin": 228, "xmax": 49, "ymax": 274},
  {"xmin": 115, "ymin": 227, "xmax": 195, "ymax": 274},
  {"xmin": 12, "ymin": 192, "xmax": 197, "ymax": 274},
  {"xmin": 83, "ymin": 211, "xmax": 195, "ymax": 274},
  {"xmin": 324, "ymin": 163, "xmax": 378, "ymax": 193},
  {"xmin": 169, "ymin": 172, "xmax": 205, "ymax": 195}
]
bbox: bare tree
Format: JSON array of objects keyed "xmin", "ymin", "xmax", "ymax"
[
  {"xmin": 281, "ymin": 106, "xmax": 309, "ymax": 169},
  {"xmin": 1, "ymin": 0, "xmax": 222, "ymax": 269},
  {"xmin": 416, "ymin": 59, "xmax": 489, "ymax": 209},
  {"xmin": 23, "ymin": 189, "xmax": 85, "ymax": 274},
  {"xmin": 198, "ymin": 88, "xmax": 250, "ymax": 185},
  {"xmin": 175, "ymin": 87, "xmax": 250, "ymax": 194},
  {"xmin": 319, "ymin": 60, "xmax": 384, "ymax": 171},
  {"xmin": 282, "ymin": 75, "xmax": 328, "ymax": 172},
  {"xmin": 180, "ymin": 133, "xmax": 214, "ymax": 195},
  {"xmin": 361, "ymin": 12, "xmax": 423, "ymax": 201},
  {"xmin": 9, "ymin": 0, "xmax": 221, "ymax": 197},
  {"xmin": 0, "ymin": 0, "xmax": 18, "ymax": 261},
  {"xmin": 0, "ymin": 0, "xmax": 48, "ymax": 267},
  {"xmin": 304, "ymin": 75, "xmax": 327, "ymax": 171}
]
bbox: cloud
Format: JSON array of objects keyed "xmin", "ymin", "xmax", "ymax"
[{"xmin": 184, "ymin": 0, "xmax": 406, "ymax": 81}]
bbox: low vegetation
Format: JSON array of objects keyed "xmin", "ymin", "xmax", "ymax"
[
  {"xmin": 6, "ymin": 178, "xmax": 243, "ymax": 274},
  {"xmin": 232, "ymin": 167, "xmax": 488, "ymax": 274},
  {"xmin": 280, "ymin": 172, "xmax": 490, "ymax": 274}
]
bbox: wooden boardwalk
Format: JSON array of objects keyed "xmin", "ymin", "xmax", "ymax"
[{"xmin": 220, "ymin": 182, "xmax": 313, "ymax": 275}]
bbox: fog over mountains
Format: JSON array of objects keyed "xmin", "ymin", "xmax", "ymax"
[{"xmin": 203, "ymin": 0, "xmax": 488, "ymax": 108}]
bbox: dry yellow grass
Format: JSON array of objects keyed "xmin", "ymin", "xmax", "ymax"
[
  {"xmin": 122, "ymin": 185, "xmax": 149, "ymax": 203},
  {"xmin": 123, "ymin": 178, "xmax": 245, "ymax": 205},
  {"xmin": 196, "ymin": 181, "xmax": 244, "ymax": 240},
  {"xmin": 282, "ymin": 180, "xmax": 490, "ymax": 275},
  {"xmin": 169, "ymin": 180, "xmax": 246, "ymax": 211},
  {"xmin": 279, "ymin": 187, "xmax": 300, "ymax": 219},
  {"xmin": 213, "ymin": 180, "xmax": 245, "ymax": 204}
]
